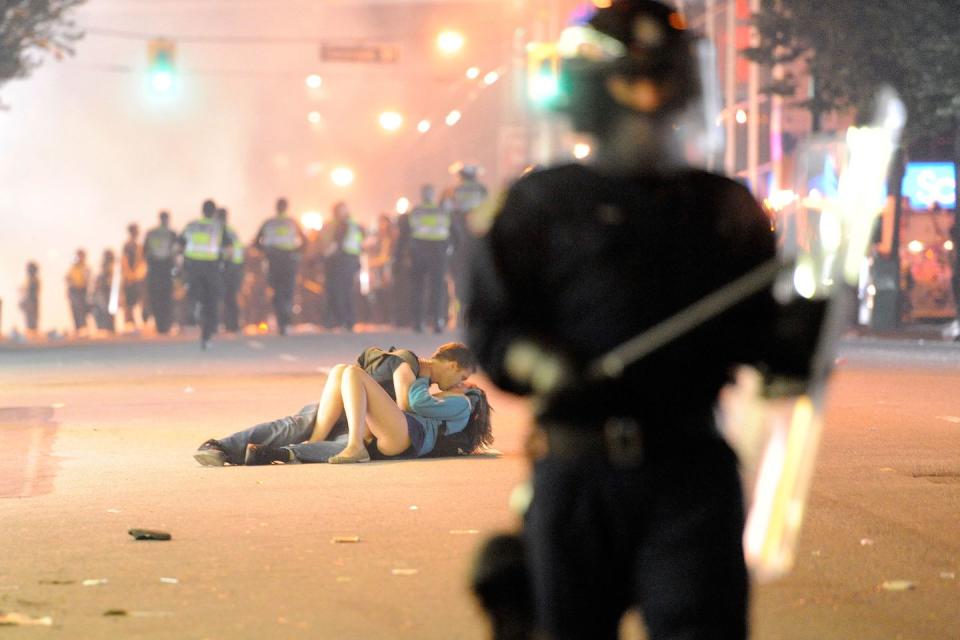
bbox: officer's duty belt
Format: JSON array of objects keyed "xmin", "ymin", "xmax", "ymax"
[
  {"xmin": 543, "ymin": 419, "xmax": 645, "ymax": 466},
  {"xmin": 542, "ymin": 409, "xmax": 715, "ymax": 466}
]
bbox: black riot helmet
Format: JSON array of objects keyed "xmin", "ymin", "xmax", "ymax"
[{"xmin": 556, "ymin": 0, "xmax": 702, "ymax": 136}]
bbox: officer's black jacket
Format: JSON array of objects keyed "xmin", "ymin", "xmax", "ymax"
[{"xmin": 466, "ymin": 164, "xmax": 777, "ymax": 432}]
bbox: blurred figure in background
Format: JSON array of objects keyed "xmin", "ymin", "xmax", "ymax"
[
  {"xmin": 91, "ymin": 249, "xmax": 116, "ymax": 334},
  {"xmin": 241, "ymin": 246, "xmax": 272, "ymax": 330},
  {"xmin": 144, "ymin": 210, "xmax": 178, "ymax": 335},
  {"xmin": 444, "ymin": 164, "xmax": 489, "ymax": 327},
  {"xmin": 324, "ymin": 201, "xmax": 364, "ymax": 332},
  {"xmin": 364, "ymin": 213, "xmax": 396, "ymax": 325},
  {"xmin": 392, "ymin": 208, "xmax": 414, "ymax": 328},
  {"xmin": 120, "ymin": 223, "xmax": 147, "ymax": 333},
  {"xmin": 409, "ymin": 184, "xmax": 450, "ymax": 333},
  {"xmin": 181, "ymin": 199, "xmax": 228, "ymax": 350},
  {"xmin": 255, "ymin": 197, "xmax": 307, "ymax": 336},
  {"xmin": 20, "ymin": 261, "xmax": 41, "ymax": 339},
  {"xmin": 65, "ymin": 248, "xmax": 91, "ymax": 337},
  {"xmin": 218, "ymin": 207, "xmax": 244, "ymax": 334}
]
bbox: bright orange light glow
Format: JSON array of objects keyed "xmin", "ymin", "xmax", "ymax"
[
  {"xmin": 396, "ymin": 197, "xmax": 411, "ymax": 214},
  {"xmin": 437, "ymin": 30, "xmax": 465, "ymax": 55},
  {"xmin": 300, "ymin": 211, "xmax": 324, "ymax": 231},
  {"xmin": 331, "ymin": 166, "xmax": 355, "ymax": 188},
  {"xmin": 378, "ymin": 111, "xmax": 404, "ymax": 131},
  {"xmin": 466, "ymin": 66, "xmax": 480, "ymax": 79}
]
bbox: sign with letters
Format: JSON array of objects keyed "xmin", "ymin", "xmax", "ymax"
[
  {"xmin": 320, "ymin": 42, "xmax": 400, "ymax": 64},
  {"xmin": 902, "ymin": 162, "xmax": 956, "ymax": 210}
]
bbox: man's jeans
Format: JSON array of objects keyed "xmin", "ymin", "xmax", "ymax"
[{"xmin": 217, "ymin": 403, "xmax": 349, "ymax": 464}]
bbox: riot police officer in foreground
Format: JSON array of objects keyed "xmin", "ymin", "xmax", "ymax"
[
  {"xmin": 408, "ymin": 184, "xmax": 450, "ymax": 333},
  {"xmin": 255, "ymin": 197, "xmax": 307, "ymax": 336},
  {"xmin": 467, "ymin": 2, "xmax": 781, "ymax": 638},
  {"xmin": 181, "ymin": 199, "xmax": 229, "ymax": 350}
]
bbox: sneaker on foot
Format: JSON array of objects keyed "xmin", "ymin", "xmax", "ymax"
[
  {"xmin": 193, "ymin": 439, "xmax": 227, "ymax": 466},
  {"xmin": 244, "ymin": 443, "xmax": 292, "ymax": 465}
]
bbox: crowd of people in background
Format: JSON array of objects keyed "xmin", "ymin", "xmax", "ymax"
[{"xmin": 13, "ymin": 164, "xmax": 489, "ymax": 345}]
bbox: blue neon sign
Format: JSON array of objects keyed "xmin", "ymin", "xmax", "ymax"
[{"xmin": 902, "ymin": 162, "xmax": 956, "ymax": 210}]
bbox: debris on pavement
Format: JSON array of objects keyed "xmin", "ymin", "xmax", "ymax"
[
  {"xmin": 449, "ymin": 529, "xmax": 480, "ymax": 535},
  {"xmin": 106, "ymin": 508, "xmax": 121, "ymax": 514},
  {"xmin": 103, "ymin": 609, "xmax": 127, "ymax": 617},
  {"xmin": 331, "ymin": 536, "xmax": 361, "ymax": 544},
  {"xmin": 390, "ymin": 569, "xmax": 419, "ymax": 576},
  {"xmin": 939, "ymin": 571, "xmax": 956, "ymax": 580},
  {"xmin": 0, "ymin": 612, "xmax": 53, "ymax": 626},
  {"xmin": 38, "ymin": 580, "xmax": 74, "ymax": 585},
  {"xmin": 336, "ymin": 576, "xmax": 352, "ymax": 583},
  {"xmin": 859, "ymin": 538, "xmax": 874, "ymax": 546},
  {"xmin": 129, "ymin": 529, "xmax": 172, "ymax": 541},
  {"xmin": 82, "ymin": 579, "xmax": 108, "ymax": 587},
  {"xmin": 409, "ymin": 505, "xmax": 419, "ymax": 511},
  {"xmin": 881, "ymin": 580, "xmax": 916, "ymax": 591},
  {"xmin": 159, "ymin": 577, "xmax": 179, "ymax": 584}
]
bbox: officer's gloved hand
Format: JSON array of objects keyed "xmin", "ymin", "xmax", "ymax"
[{"xmin": 504, "ymin": 340, "xmax": 574, "ymax": 397}]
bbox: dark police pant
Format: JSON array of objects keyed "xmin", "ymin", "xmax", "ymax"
[
  {"xmin": 222, "ymin": 263, "xmax": 244, "ymax": 332},
  {"xmin": 525, "ymin": 436, "xmax": 748, "ymax": 640},
  {"xmin": 185, "ymin": 260, "xmax": 222, "ymax": 342},
  {"xmin": 326, "ymin": 253, "xmax": 359, "ymax": 329},
  {"xmin": 410, "ymin": 240, "xmax": 449, "ymax": 331},
  {"xmin": 267, "ymin": 253, "xmax": 298, "ymax": 332},
  {"xmin": 147, "ymin": 260, "xmax": 174, "ymax": 334}
]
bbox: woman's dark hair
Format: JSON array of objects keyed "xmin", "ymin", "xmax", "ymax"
[{"xmin": 428, "ymin": 387, "xmax": 494, "ymax": 457}]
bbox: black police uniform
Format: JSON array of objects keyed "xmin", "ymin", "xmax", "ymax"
[{"xmin": 467, "ymin": 164, "xmax": 776, "ymax": 639}]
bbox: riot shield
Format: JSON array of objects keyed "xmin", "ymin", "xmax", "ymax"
[{"xmin": 738, "ymin": 88, "xmax": 906, "ymax": 581}]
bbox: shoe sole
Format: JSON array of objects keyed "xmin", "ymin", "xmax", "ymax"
[
  {"xmin": 193, "ymin": 449, "xmax": 227, "ymax": 466},
  {"xmin": 328, "ymin": 453, "xmax": 371, "ymax": 464}
]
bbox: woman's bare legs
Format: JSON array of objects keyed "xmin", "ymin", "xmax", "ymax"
[
  {"xmin": 332, "ymin": 365, "xmax": 411, "ymax": 462},
  {"xmin": 307, "ymin": 364, "xmax": 349, "ymax": 442}
]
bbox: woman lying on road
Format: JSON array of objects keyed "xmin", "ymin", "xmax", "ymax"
[{"xmin": 194, "ymin": 362, "xmax": 492, "ymax": 465}]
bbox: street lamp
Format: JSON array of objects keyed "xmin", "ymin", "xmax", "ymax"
[
  {"xmin": 396, "ymin": 197, "xmax": 411, "ymax": 214},
  {"xmin": 437, "ymin": 30, "xmax": 465, "ymax": 56},
  {"xmin": 379, "ymin": 111, "xmax": 404, "ymax": 132},
  {"xmin": 483, "ymin": 70, "xmax": 500, "ymax": 86},
  {"xmin": 331, "ymin": 166, "xmax": 355, "ymax": 188},
  {"xmin": 445, "ymin": 110, "xmax": 462, "ymax": 126},
  {"xmin": 466, "ymin": 66, "xmax": 480, "ymax": 80},
  {"xmin": 305, "ymin": 74, "xmax": 323, "ymax": 89},
  {"xmin": 417, "ymin": 119, "xmax": 432, "ymax": 133}
]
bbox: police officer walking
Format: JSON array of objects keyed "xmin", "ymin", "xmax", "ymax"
[
  {"xmin": 445, "ymin": 164, "xmax": 488, "ymax": 324},
  {"xmin": 324, "ymin": 201, "xmax": 364, "ymax": 332},
  {"xmin": 467, "ymin": 2, "xmax": 780, "ymax": 638},
  {"xmin": 408, "ymin": 184, "xmax": 451, "ymax": 333},
  {"xmin": 218, "ymin": 207, "xmax": 245, "ymax": 333},
  {"xmin": 181, "ymin": 199, "xmax": 228, "ymax": 350},
  {"xmin": 255, "ymin": 197, "xmax": 306, "ymax": 336},
  {"xmin": 144, "ymin": 211, "xmax": 179, "ymax": 334}
]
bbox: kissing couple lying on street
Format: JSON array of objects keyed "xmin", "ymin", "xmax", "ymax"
[{"xmin": 193, "ymin": 343, "xmax": 494, "ymax": 465}]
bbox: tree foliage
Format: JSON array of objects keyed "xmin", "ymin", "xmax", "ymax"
[
  {"xmin": 744, "ymin": 0, "xmax": 960, "ymax": 148},
  {"xmin": 1, "ymin": 0, "xmax": 85, "ymax": 97}
]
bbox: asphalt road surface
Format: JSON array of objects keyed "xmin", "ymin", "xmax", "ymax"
[{"xmin": 1, "ymin": 330, "xmax": 958, "ymax": 639}]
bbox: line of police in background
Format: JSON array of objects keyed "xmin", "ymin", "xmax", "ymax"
[{"xmin": 45, "ymin": 165, "xmax": 488, "ymax": 347}]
